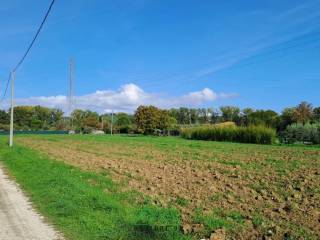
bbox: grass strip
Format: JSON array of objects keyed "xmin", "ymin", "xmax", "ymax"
[{"xmin": 0, "ymin": 138, "xmax": 188, "ymax": 240}]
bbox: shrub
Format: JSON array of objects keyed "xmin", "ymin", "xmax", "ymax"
[
  {"xmin": 181, "ymin": 125, "xmax": 276, "ymax": 144},
  {"xmin": 214, "ymin": 121, "xmax": 236, "ymax": 128},
  {"xmin": 280, "ymin": 122, "xmax": 320, "ymax": 144},
  {"xmin": 0, "ymin": 123, "xmax": 10, "ymax": 131}
]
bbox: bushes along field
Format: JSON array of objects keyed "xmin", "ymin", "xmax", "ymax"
[
  {"xmin": 181, "ymin": 125, "xmax": 276, "ymax": 144},
  {"xmin": 280, "ymin": 122, "xmax": 320, "ymax": 144}
]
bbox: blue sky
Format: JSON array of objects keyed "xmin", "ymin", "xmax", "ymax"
[{"xmin": 0, "ymin": 0, "xmax": 319, "ymax": 113}]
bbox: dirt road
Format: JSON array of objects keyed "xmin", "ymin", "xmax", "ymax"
[{"xmin": 0, "ymin": 166, "xmax": 63, "ymax": 240}]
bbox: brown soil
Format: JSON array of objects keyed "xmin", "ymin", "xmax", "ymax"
[{"xmin": 16, "ymin": 136, "xmax": 320, "ymax": 239}]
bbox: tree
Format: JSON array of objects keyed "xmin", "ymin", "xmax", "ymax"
[
  {"xmin": 313, "ymin": 107, "xmax": 320, "ymax": 122},
  {"xmin": 293, "ymin": 101, "xmax": 313, "ymax": 124},
  {"xmin": 34, "ymin": 105, "xmax": 51, "ymax": 129},
  {"xmin": 9, "ymin": 105, "xmax": 64, "ymax": 130},
  {"xmin": 178, "ymin": 107, "xmax": 190, "ymax": 125},
  {"xmin": 158, "ymin": 110, "xmax": 171, "ymax": 131},
  {"xmin": 278, "ymin": 107, "xmax": 296, "ymax": 131},
  {"xmin": 189, "ymin": 108, "xmax": 198, "ymax": 124},
  {"xmin": 72, "ymin": 109, "xmax": 86, "ymax": 132},
  {"xmin": 134, "ymin": 106, "xmax": 160, "ymax": 134},
  {"xmin": 239, "ymin": 108, "xmax": 254, "ymax": 126},
  {"xmin": 247, "ymin": 110, "xmax": 279, "ymax": 128},
  {"xmin": 71, "ymin": 109, "xmax": 99, "ymax": 133},
  {"xmin": 210, "ymin": 109, "xmax": 220, "ymax": 124},
  {"xmin": 197, "ymin": 108, "xmax": 212, "ymax": 124},
  {"xmin": 50, "ymin": 109, "xmax": 64, "ymax": 128},
  {"xmin": 169, "ymin": 108, "xmax": 179, "ymax": 123},
  {"xmin": 220, "ymin": 106, "xmax": 240, "ymax": 122},
  {"xmin": 134, "ymin": 105, "xmax": 171, "ymax": 134},
  {"xmin": 0, "ymin": 110, "xmax": 9, "ymax": 125},
  {"xmin": 13, "ymin": 106, "xmax": 34, "ymax": 130},
  {"xmin": 115, "ymin": 113, "xmax": 133, "ymax": 133}
]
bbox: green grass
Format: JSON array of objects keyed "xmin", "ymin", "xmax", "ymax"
[
  {"xmin": 174, "ymin": 197, "xmax": 189, "ymax": 207},
  {"xmin": 193, "ymin": 208, "xmax": 245, "ymax": 236},
  {"xmin": 3, "ymin": 134, "xmax": 320, "ymax": 239},
  {"xmin": 0, "ymin": 138, "xmax": 188, "ymax": 240}
]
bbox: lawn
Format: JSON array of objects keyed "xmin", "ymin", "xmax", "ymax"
[{"xmin": 1, "ymin": 135, "xmax": 319, "ymax": 239}]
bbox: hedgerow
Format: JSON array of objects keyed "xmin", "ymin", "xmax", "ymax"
[
  {"xmin": 279, "ymin": 122, "xmax": 320, "ymax": 144},
  {"xmin": 181, "ymin": 125, "xmax": 276, "ymax": 144}
]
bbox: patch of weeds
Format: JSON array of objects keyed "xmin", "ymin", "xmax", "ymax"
[
  {"xmin": 175, "ymin": 197, "xmax": 189, "ymax": 207},
  {"xmin": 242, "ymin": 161, "xmax": 262, "ymax": 171},
  {"xmin": 219, "ymin": 168, "xmax": 231, "ymax": 175},
  {"xmin": 313, "ymin": 187, "xmax": 320, "ymax": 195},
  {"xmin": 227, "ymin": 210, "xmax": 245, "ymax": 224},
  {"xmin": 210, "ymin": 193, "xmax": 223, "ymax": 201},
  {"xmin": 122, "ymin": 171, "xmax": 135, "ymax": 179},
  {"xmin": 265, "ymin": 157, "xmax": 301, "ymax": 175},
  {"xmin": 193, "ymin": 208, "xmax": 244, "ymax": 236},
  {"xmin": 144, "ymin": 155, "xmax": 154, "ymax": 160},
  {"xmin": 274, "ymin": 181, "xmax": 292, "ymax": 200},
  {"xmin": 217, "ymin": 159, "xmax": 244, "ymax": 167},
  {"xmin": 249, "ymin": 180, "xmax": 268, "ymax": 194},
  {"xmin": 225, "ymin": 190, "xmax": 243, "ymax": 203},
  {"xmin": 285, "ymin": 223, "xmax": 317, "ymax": 240},
  {"xmin": 251, "ymin": 212, "xmax": 264, "ymax": 228},
  {"xmin": 130, "ymin": 206, "xmax": 185, "ymax": 240}
]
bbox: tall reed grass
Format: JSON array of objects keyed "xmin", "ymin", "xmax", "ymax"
[{"xmin": 181, "ymin": 125, "xmax": 276, "ymax": 144}]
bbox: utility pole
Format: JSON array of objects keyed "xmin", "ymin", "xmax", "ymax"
[
  {"xmin": 9, "ymin": 71, "xmax": 15, "ymax": 147},
  {"xmin": 101, "ymin": 116, "xmax": 104, "ymax": 131},
  {"xmin": 110, "ymin": 111, "xmax": 114, "ymax": 135},
  {"xmin": 68, "ymin": 58, "xmax": 75, "ymax": 129}
]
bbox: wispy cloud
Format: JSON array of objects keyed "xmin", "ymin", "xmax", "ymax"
[
  {"xmin": 140, "ymin": 1, "xmax": 320, "ymax": 87},
  {"xmin": 3, "ymin": 84, "xmax": 237, "ymax": 114},
  {"xmin": 194, "ymin": 1, "xmax": 320, "ymax": 77}
]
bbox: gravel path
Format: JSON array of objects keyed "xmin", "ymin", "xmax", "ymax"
[{"xmin": 0, "ymin": 165, "xmax": 63, "ymax": 240}]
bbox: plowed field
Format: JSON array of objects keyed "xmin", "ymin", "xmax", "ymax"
[{"xmin": 16, "ymin": 135, "xmax": 320, "ymax": 239}]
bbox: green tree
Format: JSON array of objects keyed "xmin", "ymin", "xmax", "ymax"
[
  {"xmin": 0, "ymin": 110, "xmax": 9, "ymax": 124},
  {"xmin": 50, "ymin": 109, "xmax": 64, "ymax": 128},
  {"xmin": 210, "ymin": 109, "xmax": 220, "ymax": 124},
  {"xmin": 158, "ymin": 110, "xmax": 171, "ymax": 131},
  {"xmin": 178, "ymin": 107, "xmax": 190, "ymax": 125},
  {"xmin": 134, "ymin": 106, "xmax": 171, "ymax": 134},
  {"xmin": 278, "ymin": 107, "xmax": 296, "ymax": 131},
  {"xmin": 313, "ymin": 107, "xmax": 320, "ymax": 122},
  {"xmin": 13, "ymin": 106, "xmax": 34, "ymax": 129},
  {"xmin": 197, "ymin": 108, "xmax": 212, "ymax": 124},
  {"xmin": 247, "ymin": 110, "xmax": 279, "ymax": 128},
  {"xmin": 239, "ymin": 108, "xmax": 254, "ymax": 126},
  {"xmin": 220, "ymin": 106, "xmax": 240, "ymax": 122},
  {"xmin": 134, "ymin": 106, "xmax": 160, "ymax": 134},
  {"xmin": 115, "ymin": 113, "xmax": 133, "ymax": 133},
  {"xmin": 293, "ymin": 101, "xmax": 313, "ymax": 124},
  {"xmin": 71, "ymin": 109, "xmax": 99, "ymax": 133},
  {"xmin": 34, "ymin": 105, "xmax": 51, "ymax": 129}
]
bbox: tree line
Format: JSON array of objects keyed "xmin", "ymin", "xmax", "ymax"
[
  {"xmin": 168, "ymin": 102, "xmax": 320, "ymax": 131},
  {"xmin": 0, "ymin": 102, "xmax": 319, "ymax": 136}
]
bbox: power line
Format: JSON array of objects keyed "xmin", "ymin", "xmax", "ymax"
[
  {"xmin": 13, "ymin": 0, "xmax": 56, "ymax": 72},
  {"xmin": 0, "ymin": 73, "xmax": 11, "ymax": 102},
  {"xmin": 0, "ymin": 0, "xmax": 56, "ymax": 102}
]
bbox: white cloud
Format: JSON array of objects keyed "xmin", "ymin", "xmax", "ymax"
[
  {"xmin": 3, "ymin": 84, "xmax": 237, "ymax": 114},
  {"xmin": 176, "ymin": 88, "xmax": 218, "ymax": 105}
]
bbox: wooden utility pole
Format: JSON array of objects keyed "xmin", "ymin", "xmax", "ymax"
[
  {"xmin": 68, "ymin": 58, "xmax": 75, "ymax": 129},
  {"xmin": 110, "ymin": 111, "xmax": 114, "ymax": 135},
  {"xmin": 101, "ymin": 116, "xmax": 103, "ymax": 130},
  {"xmin": 9, "ymin": 71, "xmax": 15, "ymax": 147}
]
